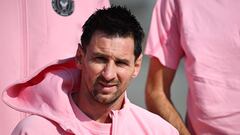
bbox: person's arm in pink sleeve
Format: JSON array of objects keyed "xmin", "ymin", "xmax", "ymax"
[{"xmin": 145, "ymin": 57, "xmax": 190, "ymax": 135}]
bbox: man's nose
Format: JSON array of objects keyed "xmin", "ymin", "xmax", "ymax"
[{"xmin": 101, "ymin": 62, "xmax": 116, "ymax": 81}]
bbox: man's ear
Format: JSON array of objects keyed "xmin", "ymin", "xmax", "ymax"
[
  {"xmin": 132, "ymin": 54, "xmax": 143, "ymax": 78},
  {"xmin": 75, "ymin": 43, "xmax": 84, "ymax": 69}
]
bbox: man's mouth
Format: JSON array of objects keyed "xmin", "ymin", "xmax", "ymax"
[{"xmin": 98, "ymin": 81, "xmax": 117, "ymax": 87}]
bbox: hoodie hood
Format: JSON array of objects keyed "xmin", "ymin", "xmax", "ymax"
[{"xmin": 2, "ymin": 58, "xmax": 83, "ymax": 132}]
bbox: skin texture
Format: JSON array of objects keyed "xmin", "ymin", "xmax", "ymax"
[
  {"xmin": 74, "ymin": 31, "xmax": 142, "ymax": 123},
  {"xmin": 145, "ymin": 57, "xmax": 190, "ymax": 135}
]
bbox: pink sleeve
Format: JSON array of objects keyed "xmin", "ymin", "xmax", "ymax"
[{"xmin": 145, "ymin": 0, "xmax": 183, "ymax": 69}]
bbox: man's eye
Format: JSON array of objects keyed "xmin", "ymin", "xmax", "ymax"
[
  {"xmin": 116, "ymin": 61, "xmax": 128, "ymax": 66},
  {"xmin": 94, "ymin": 57, "xmax": 107, "ymax": 63}
]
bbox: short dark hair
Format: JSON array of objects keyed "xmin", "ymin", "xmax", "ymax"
[{"xmin": 81, "ymin": 6, "xmax": 144, "ymax": 60}]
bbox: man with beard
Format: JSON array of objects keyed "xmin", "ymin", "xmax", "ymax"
[{"xmin": 3, "ymin": 6, "xmax": 178, "ymax": 135}]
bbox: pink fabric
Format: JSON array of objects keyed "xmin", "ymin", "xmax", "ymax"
[
  {"xmin": 3, "ymin": 58, "xmax": 178, "ymax": 135},
  {"xmin": 145, "ymin": 0, "xmax": 240, "ymax": 134},
  {"xmin": 0, "ymin": 0, "xmax": 109, "ymax": 134}
]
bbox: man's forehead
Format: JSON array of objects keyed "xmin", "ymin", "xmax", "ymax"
[{"xmin": 89, "ymin": 34, "xmax": 134, "ymax": 53}]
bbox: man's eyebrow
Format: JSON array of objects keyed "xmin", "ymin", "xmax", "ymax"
[
  {"xmin": 92, "ymin": 52, "xmax": 130, "ymax": 64},
  {"xmin": 115, "ymin": 57, "xmax": 130, "ymax": 64},
  {"xmin": 92, "ymin": 52, "xmax": 108, "ymax": 57}
]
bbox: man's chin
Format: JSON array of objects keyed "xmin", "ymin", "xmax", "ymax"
[{"xmin": 94, "ymin": 94, "xmax": 117, "ymax": 105}]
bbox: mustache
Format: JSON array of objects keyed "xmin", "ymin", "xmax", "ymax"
[{"xmin": 96, "ymin": 76, "xmax": 120, "ymax": 86}]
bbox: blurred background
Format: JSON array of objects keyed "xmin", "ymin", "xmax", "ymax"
[{"xmin": 110, "ymin": 0, "xmax": 188, "ymax": 120}]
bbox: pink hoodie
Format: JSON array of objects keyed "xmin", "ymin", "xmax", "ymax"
[
  {"xmin": 3, "ymin": 58, "xmax": 179, "ymax": 135},
  {"xmin": 0, "ymin": 0, "xmax": 109, "ymax": 134}
]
